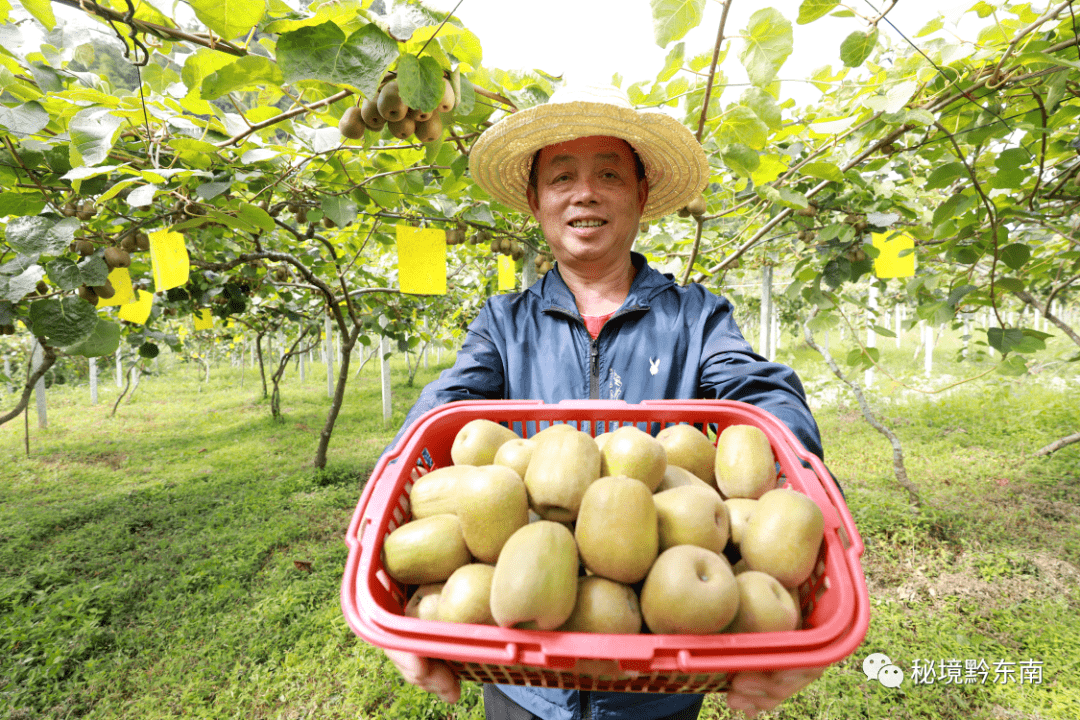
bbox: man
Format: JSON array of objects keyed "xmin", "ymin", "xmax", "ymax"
[{"xmin": 383, "ymin": 85, "xmax": 827, "ymax": 719}]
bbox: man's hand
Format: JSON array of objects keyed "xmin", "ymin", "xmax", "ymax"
[
  {"xmin": 725, "ymin": 667, "xmax": 825, "ymax": 718},
  {"xmin": 384, "ymin": 649, "xmax": 461, "ymax": 704}
]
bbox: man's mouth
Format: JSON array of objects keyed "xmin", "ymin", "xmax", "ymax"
[{"xmin": 569, "ymin": 219, "xmax": 606, "ymax": 228}]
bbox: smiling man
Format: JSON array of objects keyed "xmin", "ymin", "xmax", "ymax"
[{"xmin": 381, "ymin": 85, "xmax": 828, "ymax": 719}]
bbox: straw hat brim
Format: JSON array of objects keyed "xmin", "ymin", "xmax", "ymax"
[{"xmin": 468, "ymin": 100, "xmax": 710, "ymax": 222}]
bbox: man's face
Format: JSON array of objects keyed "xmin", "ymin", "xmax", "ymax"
[{"xmin": 526, "ymin": 136, "xmax": 648, "ymax": 269}]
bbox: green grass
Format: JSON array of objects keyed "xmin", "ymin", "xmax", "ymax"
[{"xmin": 1, "ymin": 347, "xmax": 1078, "ymax": 719}]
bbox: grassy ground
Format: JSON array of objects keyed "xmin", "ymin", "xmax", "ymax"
[{"xmin": 1, "ymin": 343, "xmax": 1078, "ymax": 720}]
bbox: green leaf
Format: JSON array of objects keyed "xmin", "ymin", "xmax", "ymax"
[
  {"xmin": 0, "ymin": 192, "xmax": 47, "ymax": 216},
  {"xmin": 18, "ymin": 0, "xmax": 55, "ymax": 30},
  {"xmin": 658, "ymin": 42, "xmax": 685, "ymax": 82},
  {"xmin": 742, "ymin": 87, "xmax": 782, "ymax": 130},
  {"xmin": 650, "ymin": 0, "xmax": 705, "ymax": 47},
  {"xmin": 396, "ymin": 53, "xmax": 445, "ymax": 114},
  {"xmin": 797, "ymin": 0, "xmax": 839, "ymax": 24},
  {"xmin": 1000, "ymin": 243, "xmax": 1031, "ymax": 270},
  {"xmin": 65, "ymin": 318, "xmax": 120, "ymax": 358},
  {"xmin": 277, "ymin": 22, "xmax": 399, "ymax": 100},
  {"xmin": 946, "ymin": 284, "xmax": 977, "ymax": 308},
  {"xmin": 994, "ymin": 277, "xmax": 1025, "ymax": 293},
  {"xmin": 78, "ymin": 256, "xmax": 109, "ymax": 287},
  {"xmin": 996, "ymin": 354, "xmax": 1027, "ymax": 375},
  {"xmin": 0, "ymin": 101, "xmax": 49, "ymax": 138},
  {"xmin": 46, "ymin": 258, "xmax": 83, "ymax": 291},
  {"xmin": 720, "ymin": 144, "xmax": 760, "ymax": 178},
  {"xmin": 871, "ymin": 325, "xmax": 896, "ymax": 338},
  {"xmin": 200, "ymin": 55, "xmax": 285, "ymax": 100},
  {"xmin": 5, "ymin": 216, "xmax": 78, "ymax": 256},
  {"xmin": 801, "ymin": 161, "xmax": 844, "ymax": 183},
  {"xmin": 235, "ymin": 201, "xmax": 276, "ymax": 232},
  {"xmin": 2, "ymin": 263, "xmax": 45, "ymax": 303},
  {"xmin": 188, "ymin": 0, "xmax": 265, "ymax": 41},
  {"xmin": 840, "ymin": 28, "xmax": 878, "ymax": 67},
  {"xmin": 28, "ymin": 297, "xmax": 98, "ymax": 347},
  {"xmin": 739, "ymin": 8, "xmax": 793, "ymax": 88},
  {"xmin": 720, "ymin": 106, "xmax": 769, "ymax": 149},
  {"xmin": 321, "ymin": 195, "xmax": 358, "ymax": 228},
  {"xmin": 69, "ymin": 108, "xmax": 124, "ymax": 167},
  {"xmin": 925, "ymin": 162, "xmax": 964, "ymax": 190},
  {"xmin": 916, "ymin": 17, "xmax": 944, "ymax": 37}
]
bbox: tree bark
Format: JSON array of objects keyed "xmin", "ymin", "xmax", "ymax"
[
  {"xmin": 1034, "ymin": 431, "xmax": 1080, "ymax": 457},
  {"xmin": 1013, "ymin": 289, "xmax": 1080, "ymax": 348},
  {"xmin": 313, "ymin": 325, "xmax": 362, "ymax": 469},
  {"xmin": 803, "ymin": 309, "xmax": 922, "ymax": 509},
  {"xmin": 0, "ymin": 342, "xmax": 56, "ymax": 429}
]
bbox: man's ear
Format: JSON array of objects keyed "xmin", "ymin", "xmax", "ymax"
[
  {"xmin": 526, "ymin": 185, "xmax": 540, "ymax": 219},
  {"xmin": 637, "ymin": 178, "xmax": 649, "ymax": 214}
]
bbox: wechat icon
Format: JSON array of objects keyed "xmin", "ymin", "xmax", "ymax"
[{"xmin": 863, "ymin": 653, "xmax": 904, "ymax": 688}]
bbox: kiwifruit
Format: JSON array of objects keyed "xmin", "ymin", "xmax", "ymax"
[
  {"xmin": 407, "ymin": 106, "xmax": 433, "ymax": 123},
  {"xmin": 377, "ymin": 81, "xmax": 408, "ymax": 123},
  {"xmin": 499, "ymin": 238, "xmax": 512, "ymax": 254},
  {"xmin": 322, "ymin": 216, "xmax": 337, "ymax": 229},
  {"xmin": 75, "ymin": 240, "xmax": 95, "ymax": 256},
  {"xmin": 539, "ymin": 260, "xmax": 552, "ymax": 274},
  {"xmin": 295, "ymin": 207, "xmax": 308, "ymax": 224},
  {"xmin": 360, "ymin": 98, "xmax": 386, "ymax": 130},
  {"xmin": 76, "ymin": 201, "xmax": 97, "ymax": 221},
  {"xmin": 795, "ymin": 205, "xmax": 818, "ymax": 217},
  {"xmin": 511, "ymin": 242, "xmax": 524, "ymax": 261},
  {"xmin": 78, "ymin": 285, "xmax": 98, "ymax": 306},
  {"xmin": 534, "ymin": 254, "xmax": 545, "ymax": 268},
  {"xmin": 678, "ymin": 206, "xmax": 691, "ymax": 218},
  {"xmin": 121, "ymin": 235, "xmax": 138, "ymax": 253},
  {"xmin": 61, "ymin": 202, "xmax": 77, "ymax": 217},
  {"xmin": 686, "ymin": 194, "xmax": 707, "ymax": 217},
  {"xmin": 437, "ymin": 78, "xmax": 455, "ymax": 113},
  {"xmin": 639, "ymin": 222, "xmax": 649, "ymax": 234},
  {"xmin": 135, "ymin": 232, "xmax": 150, "ymax": 251},
  {"xmin": 34, "ymin": 281, "xmax": 49, "ymax": 296},
  {"xmin": 103, "ymin": 246, "xmax": 131, "ymax": 269},
  {"xmin": 388, "ymin": 116, "xmax": 416, "ymax": 140},
  {"xmin": 489, "ymin": 237, "xmax": 501, "ymax": 253},
  {"xmin": 338, "ymin": 106, "xmax": 367, "ymax": 140},
  {"xmin": 0, "ymin": 324, "xmax": 15, "ymax": 335},
  {"xmin": 414, "ymin": 114, "xmax": 443, "ymax": 143},
  {"xmin": 93, "ymin": 279, "xmax": 115, "ymax": 299}
]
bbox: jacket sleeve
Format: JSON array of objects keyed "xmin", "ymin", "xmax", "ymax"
[
  {"xmin": 697, "ymin": 297, "xmax": 826, "ymax": 461},
  {"xmin": 382, "ymin": 301, "xmax": 506, "ymax": 454}
]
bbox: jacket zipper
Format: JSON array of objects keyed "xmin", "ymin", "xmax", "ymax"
[{"xmin": 589, "ymin": 339, "xmax": 599, "ymax": 400}]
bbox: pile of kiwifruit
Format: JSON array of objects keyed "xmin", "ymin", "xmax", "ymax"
[
  {"xmin": 339, "ymin": 76, "xmax": 456, "ymax": 143},
  {"xmin": 75, "ymin": 230, "xmax": 148, "ymax": 306},
  {"xmin": 676, "ymin": 193, "xmax": 707, "ymax": 219},
  {"xmin": 533, "ymin": 252, "xmax": 554, "ymax": 276},
  {"xmin": 490, "ymin": 235, "xmax": 526, "ymax": 261}
]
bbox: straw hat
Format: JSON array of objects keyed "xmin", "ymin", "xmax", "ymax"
[{"xmin": 468, "ymin": 85, "xmax": 710, "ymax": 222}]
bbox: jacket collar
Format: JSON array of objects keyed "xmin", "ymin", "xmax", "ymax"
[{"xmin": 529, "ymin": 252, "xmax": 675, "ymax": 315}]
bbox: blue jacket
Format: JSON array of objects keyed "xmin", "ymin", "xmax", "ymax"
[{"xmin": 389, "ymin": 253, "xmax": 825, "ymax": 720}]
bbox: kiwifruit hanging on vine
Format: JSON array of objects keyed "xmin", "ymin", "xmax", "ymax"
[
  {"xmin": 322, "ymin": 215, "xmax": 337, "ymax": 229},
  {"xmin": 75, "ymin": 239, "xmax": 95, "ymax": 256},
  {"xmin": 61, "ymin": 202, "xmax": 77, "ymax": 217},
  {"xmin": 76, "ymin": 201, "xmax": 97, "ymax": 221},
  {"xmin": 78, "ymin": 285, "xmax": 99, "ymax": 306},
  {"xmin": 135, "ymin": 232, "xmax": 150, "ymax": 251},
  {"xmin": 534, "ymin": 254, "xmax": 545, "ymax": 268},
  {"xmin": 407, "ymin": 106, "xmax": 434, "ymax": 123},
  {"xmin": 795, "ymin": 204, "xmax": 818, "ymax": 218},
  {"xmin": 437, "ymin": 78, "xmax": 456, "ymax": 113},
  {"xmin": 338, "ymin": 106, "xmax": 367, "ymax": 140},
  {"xmin": 499, "ymin": 238, "xmax": 512, "ymax": 254},
  {"xmin": 120, "ymin": 234, "xmax": 139, "ymax": 253},
  {"xmin": 377, "ymin": 81, "xmax": 408, "ymax": 123},
  {"xmin": 677, "ymin": 206, "xmax": 691, "ymax": 218},
  {"xmin": 539, "ymin": 260, "xmax": 552, "ymax": 275},
  {"xmin": 686, "ymin": 194, "xmax": 707, "ymax": 217},
  {"xmin": 93, "ymin": 279, "xmax": 115, "ymax": 300},
  {"xmin": 414, "ymin": 114, "xmax": 443, "ymax": 143},
  {"xmin": 103, "ymin": 246, "xmax": 131, "ymax": 269},
  {"xmin": 0, "ymin": 324, "xmax": 14, "ymax": 335},
  {"xmin": 361, "ymin": 98, "xmax": 386, "ymax": 130},
  {"xmin": 295, "ymin": 206, "xmax": 308, "ymax": 224},
  {"xmin": 388, "ymin": 116, "xmax": 416, "ymax": 140}
]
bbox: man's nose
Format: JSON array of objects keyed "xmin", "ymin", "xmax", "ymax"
[{"xmin": 570, "ymin": 175, "xmax": 601, "ymax": 203}]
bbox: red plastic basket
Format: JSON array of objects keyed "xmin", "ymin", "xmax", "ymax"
[{"xmin": 341, "ymin": 400, "xmax": 869, "ymax": 693}]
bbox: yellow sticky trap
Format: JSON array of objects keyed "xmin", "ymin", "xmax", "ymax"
[
  {"xmin": 96, "ymin": 267, "xmax": 135, "ymax": 306},
  {"xmin": 873, "ymin": 232, "xmax": 916, "ymax": 278},
  {"xmin": 396, "ymin": 225, "xmax": 446, "ymax": 295},
  {"xmin": 498, "ymin": 254, "xmax": 516, "ymax": 291},
  {"xmin": 193, "ymin": 308, "xmax": 214, "ymax": 331},
  {"xmin": 117, "ymin": 289, "xmax": 153, "ymax": 324},
  {"xmin": 150, "ymin": 229, "xmax": 190, "ymax": 291}
]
